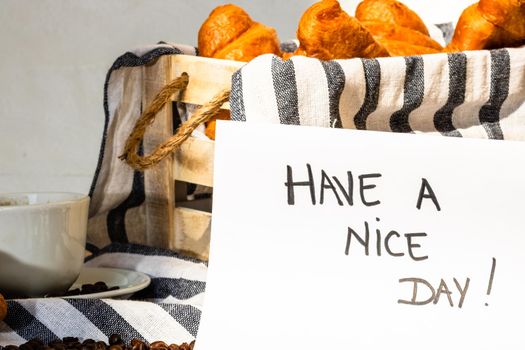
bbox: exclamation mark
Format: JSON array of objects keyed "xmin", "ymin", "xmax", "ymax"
[{"xmin": 485, "ymin": 257, "xmax": 496, "ymax": 306}]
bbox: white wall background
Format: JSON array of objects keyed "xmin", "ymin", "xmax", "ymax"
[{"xmin": 0, "ymin": 0, "xmax": 474, "ymax": 194}]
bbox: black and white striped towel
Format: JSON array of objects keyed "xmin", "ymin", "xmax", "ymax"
[
  {"xmin": 0, "ymin": 243, "xmax": 206, "ymax": 346},
  {"xmin": 230, "ymin": 46, "xmax": 525, "ymax": 140},
  {"xmin": 87, "ymin": 43, "xmax": 198, "ymax": 250}
]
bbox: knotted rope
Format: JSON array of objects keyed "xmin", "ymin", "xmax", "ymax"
[{"xmin": 119, "ymin": 73, "xmax": 230, "ymax": 170}]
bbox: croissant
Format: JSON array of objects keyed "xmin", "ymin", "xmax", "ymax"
[
  {"xmin": 355, "ymin": 0, "xmax": 430, "ymax": 36},
  {"xmin": 478, "ymin": 0, "xmax": 525, "ymax": 39},
  {"xmin": 205, "ymin": 109, "xmax": 230, "ymax": 140},
  {"xmin": 198, "ymin": 4, "xmax": 281, "ymax": 62},
  {"xmin": 378, "ymin": 39, "xmax": 441, "ymax": 56},
  {"xmin": 447, "ymin": 2, "xmax": 524, "ymax": 51},
  {"xmin": 0, "ymin": 293, "xmax": 6, "ymax": 321},
  {"xmin": 199, "ymin": 5, "xmax": 281, "ymax": 138},
  {"xmin": 361, "ymin": 21, "xmax": 443, "ymax": 50},
  {"xmin": 296, "ymin": 0, "xmax": 389, "ymax": 60}
]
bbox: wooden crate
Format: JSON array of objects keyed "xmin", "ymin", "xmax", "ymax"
[{"xmin": 147, "ymin": 54, "xmax": 244, "ymax": 261}]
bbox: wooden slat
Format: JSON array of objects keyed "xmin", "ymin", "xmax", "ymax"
[
  {"xmin": 142, "ymin": 56, "xmax": 175, "ymax": 249},
  {"xmin": 170, "ymin": 55, "xmax": 236, "ymax": 260},
  {"xmin": 170, "ymin": 55, "xmax": 244, "ymax": 108},
  {"xmin": 173, "ymin": 136, "xmax": 215, "ymax": 187},
  {"xmin": 173, "ymin": 206, "xmax": 211, "ymax": 261},
  {"xmin": 178, "ymin": 197, "xmax": 212, "ymax": 213}
]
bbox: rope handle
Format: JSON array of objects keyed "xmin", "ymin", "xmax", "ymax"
[{"xmin": 119, "ymin": 73, "xmax": 230, "ymax": 171}]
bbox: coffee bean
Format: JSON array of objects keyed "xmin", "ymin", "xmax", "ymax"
[
  {"xmin": 149, "ymin": 342, "xmax": 168, "ymax": 350},
  {"xmin": 81, "ymin": 344, "xmax": 95, "ymax": 350},
  {"xmin": 62, "ymin": 289, "xmax": 80, "ymax": 296},
  {"xmin": 130, "ymin": 339, "xmax": 146, "ymax": 350},
  {"xmin": 28, "ymin": 339, "xmax": 44, "ymax": 346},
  {"xmin": 25, "ymin": 340, "xmax": 45, "ymax": 350},
  {"xmin": 81, "ymin": 284, "xmax": 97, "ymax": 294},
  {"xmin": 50, "ymin": 343, "xmax": 65, "ymax": 350},
  {"xmin": 94, "ymin": 282, "xmax": 108, "ymax": 289},
  {"xmin": 94, "ymin": 342, "xmax": 107, "ymax": 350},
  {"xmin": 108, "ymin": 334, "xmax": 122, "ymax": 346},
  {"xmin": 62, "ymin": 338, "xmax": 78, "ymax": 344},
  {"xmin": 5, "ymin": 346, "xmax": 20, "ymax": 350},
  {"xmin": 48, "ymin": 341, "xmax": 65, "ymax": 350},
  {"xmin": 129, "ymin": 340, "xmax": 142, "ymax": 348},
  {"xmin": 108, "ymin": 345, "xmax": 122, "ymax": 350}
]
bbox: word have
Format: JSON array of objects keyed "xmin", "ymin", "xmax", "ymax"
[
  {"xmin": 285, "ymin": 164, "xmax": 381, "ymax": 206},
  {"xmin": 345, "ymin": 218, "xmax": 428, "ymax": 261},
  {"xmin": 284, "ymin": 163, "xmax": 440, "ymax": 211},
  {"xmin": 398, "ymin": 277, "xmax": 471, "ymax": 309}
]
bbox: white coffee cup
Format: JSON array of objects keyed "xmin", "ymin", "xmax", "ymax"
[{"xmin": 0, "ymin": 192, "xmax": 89, "ymax": 297}]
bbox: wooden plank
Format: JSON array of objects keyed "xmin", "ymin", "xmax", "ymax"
[
  {"xmin": 142, "ymin": 56, "xmax": 175, "ymax": 249},
  {"xmin": 170, "ymin": 55, "xmax": 244, "ymax": 108},
  {"xmin": 178, "ymin": 197, "xmax": 212, "ymax": 213},
  {"xmin": 173, "ymin": 136, "xmax": 215, "ymax": 187},
  {"xmin": 173, "ymin": 206, "xmax": 211, "ymax": 261}
]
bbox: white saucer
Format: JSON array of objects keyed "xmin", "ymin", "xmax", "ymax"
[{"xmin": 65, "ymin": 267, "xmax": 151, "ymax": 299}]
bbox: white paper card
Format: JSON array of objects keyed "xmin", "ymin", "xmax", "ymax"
[{"xmin": 195, "ymin": 121, "xmax": 525, "ymax": 350}]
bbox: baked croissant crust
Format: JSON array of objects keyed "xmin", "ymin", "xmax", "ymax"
[
  {"xmin": 297, "ymin": 0, "xmax": 389, "ymax": 60},
  {"xmin": 361, "ymin": 21, "xmax": 443, "ymax": 50},
  {"xmin": 212, "ymin": 22, "xmax": 281, "ymax": 61},
  {"xmin": 0, "ymin": 293, "xmax": 6, "ymax": 321},
  {"xmin": 355, "ymin": 0, "xmax": 429, "ymax": 36},
  {"xmin": 198, "ymin": 4, "xmax": 281, "ymax": 62},
  {"xmin": 478, "ymin": 0, "xmax": 525, "ymax": 38},
  {"xmin": 378, "ymin": 39, "xmax": 441, "ymax": 56},
  {"xmin": 447, "ymin": 3, "xmax": 523, "ymax": 51},
  {"xmin": 205, "ymin": 109, "xmax": 230, "ymax": 140}
]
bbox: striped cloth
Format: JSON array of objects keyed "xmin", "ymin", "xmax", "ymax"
[
  {"xmin": 87, "ymin": 43, "xmax": 198, "ymax": 250},
  {"xmin": 230, "ymin": 47, "xmax": 525, "ymax": 141},
  {"xmin": 0, "ymin": 243, "xmax": 206, "ymax": 346}
]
